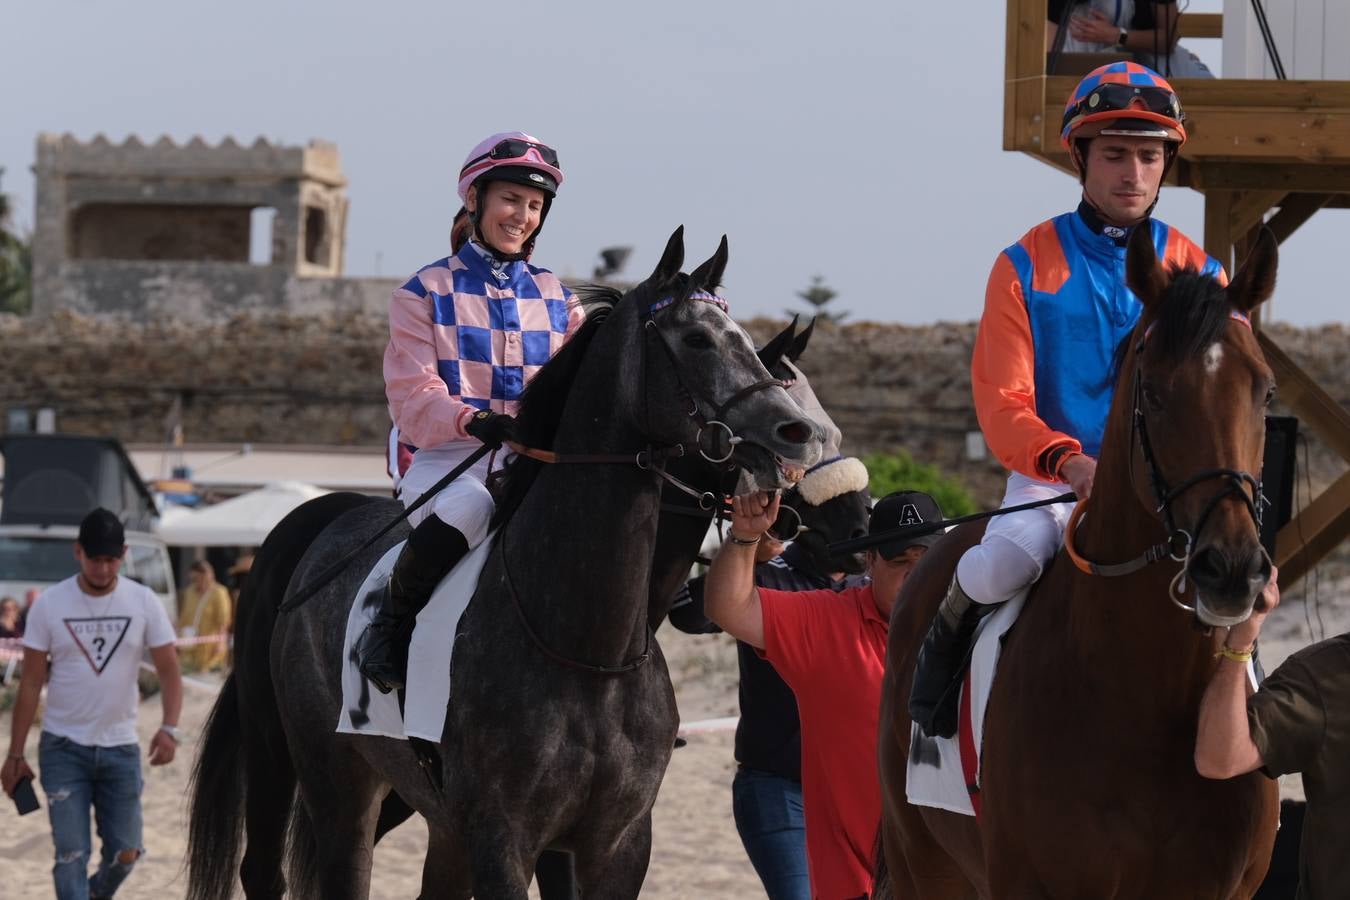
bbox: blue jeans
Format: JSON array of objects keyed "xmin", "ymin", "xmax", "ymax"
[
  {"xmin": 732, "ymin": 767, "xmax": 810, "ymax": 900},
  {"xmin": 38, "ymin": 732, "xmax": 144, "ymax": 900}
]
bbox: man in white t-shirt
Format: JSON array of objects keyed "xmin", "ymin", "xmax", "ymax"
[{"xmin": 1, "ymin": 508, "xmax": 182, "ymax": 900}]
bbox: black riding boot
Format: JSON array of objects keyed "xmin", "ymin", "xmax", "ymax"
[
  {"xmin": 909, "ymin": 576, "xmax": 999, "ymax": 739},
  {"xmin": 357, "ymin": 515, "xmax": 470, "ymax": 694}
]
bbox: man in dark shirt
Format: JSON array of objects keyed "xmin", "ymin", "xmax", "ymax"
[{"xmin": 1195, "ymin": 569, "xmax": 1350, "ymax": 899}]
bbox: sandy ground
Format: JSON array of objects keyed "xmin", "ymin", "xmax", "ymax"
[
  {"xmin": 0, "ymin": 625, "xmax": 761, "ymax": 899},
  {"xmin": 2, "ymin": 573, "xmax": 1344, "ymax": 899}
]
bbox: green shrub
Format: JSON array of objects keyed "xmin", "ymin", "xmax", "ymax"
[{"xmin": 862, "ymin": 450, "xmax": 977, "ymax": 518}]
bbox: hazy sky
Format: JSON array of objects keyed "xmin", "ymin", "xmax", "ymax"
[{"xmin": 2, "ymin": 0, "xmax": 1341, "ymax": 324}]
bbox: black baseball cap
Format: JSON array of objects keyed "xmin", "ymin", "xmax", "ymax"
[
  {"xmin": 77, "ymin": 508, "xmax": 126, "ymax": 558},
  {"xmin": 869, "ymin": 491, "xmax": 945, "ymax": 559}
]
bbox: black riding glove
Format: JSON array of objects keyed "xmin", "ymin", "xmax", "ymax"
[{"xmin": 465, "ymin": 409, "xmax": 516, "ymax": 448}]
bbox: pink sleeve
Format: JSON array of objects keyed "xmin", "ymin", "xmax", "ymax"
[
  {"xmin": 384, "ymin": 285, "xmax": 476, "ymax": 449},
  {"xmin": 563, "ymin": 291, "xmax": 586, "ymax": 341}
]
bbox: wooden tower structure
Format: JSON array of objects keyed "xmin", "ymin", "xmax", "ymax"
[{"xmin": 1003, "ymin": 0, "xmax": 1350, "ymax": 586}]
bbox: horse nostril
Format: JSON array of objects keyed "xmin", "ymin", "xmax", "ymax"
[
  {"xmin": 776, "ymin": 420, "xmax": 812, "ymax": 445},
  {"xmin": 1189, "ymin": 547, "xmax": 1227, "ymax": 588},
  {"xmin": 1248, "ymin": 551, "xmax": 1272, "ymax": 584}
]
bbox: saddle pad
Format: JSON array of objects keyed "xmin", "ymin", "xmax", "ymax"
[
  {"xmin": 905, "ymin": 587, "xmax": 1028, "ymax": 817},
  {"xmin": 336, "ymin": 532, "xmax": 494, "ymax": 741}
]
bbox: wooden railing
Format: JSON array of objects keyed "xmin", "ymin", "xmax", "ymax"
[{"xmin": 1179, "ymin": 12, "xmax": 1222, "ymax": 39}]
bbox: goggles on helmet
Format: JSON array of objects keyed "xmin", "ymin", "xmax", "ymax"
[
  {"xmin": 465, "ymin": 138, "xmax": 560, "ymax": 170},
  {"xmin": 1066, "ymin": 83, "xmax": 1183, "ymax": 130}
]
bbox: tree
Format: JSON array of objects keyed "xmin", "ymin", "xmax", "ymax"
[
  {"xmin": 862, "ymin": 449, "xmax": 976, "ymax": 518},
  {"xmin": 0, "ymin": 168, "xmax": 32, "ymax": 315},
  {"xmin": 787, "ymin": 275, "xmax": 848, "ymax": 324}
]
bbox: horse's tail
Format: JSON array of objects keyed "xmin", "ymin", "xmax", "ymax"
[
  {"xmin": 184, "ymin": 674, "xmax": 244, "ymax": 900},
  {"xmin": 872, "ymin": 823, "xmax": 894, "ymax": 900},
  {"xmin": 185, "ymin": 492, "xmax": 377, "ymax": 900},
  {"xmin": 286, "ymin": 802, "xmax": 322, "ymax": 899}
]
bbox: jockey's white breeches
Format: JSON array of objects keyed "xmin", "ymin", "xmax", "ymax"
[
  {"xmin": 956, "ymin": 472, "xmax": 1077, "ymax": 606},
  {"xmin": 397, "ymin": 441, "xmax": 502, "ymax": 550}
]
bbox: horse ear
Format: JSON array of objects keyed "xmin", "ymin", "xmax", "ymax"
[
  {"xmin": 651, "ymin": 226, "xmax": 685, "ymax": 283},
  {"xmin": 758, "ymin": 315, "xmax": 798, "ymax": 370},
  {"xmin": 1227, "ymin": 227, "xmax": 1279, "ymax": 314},
  {"xmin": 689, "ymin": 234, "xmax": 730, "ymax": 293},
  {"xmin": 1125, "ymin": 222, "xmax": 1169, "ymax": 310},
  {"xmin": 788, "ymin": 316, "xmax": 816, "ymax": 362}
]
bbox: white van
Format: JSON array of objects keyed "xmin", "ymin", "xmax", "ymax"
[{"xmin": 0, "ymin": 523, "xmax": 177, "ymax": 620}]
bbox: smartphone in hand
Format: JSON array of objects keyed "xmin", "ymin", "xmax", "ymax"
[{"xmin": 12, "ymin": 776, "xmax": 40, "ymax": 815}]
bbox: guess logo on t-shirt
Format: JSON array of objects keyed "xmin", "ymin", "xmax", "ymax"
[{"xmin": 63, "ymin": 617, "xmax": 132, "ymax": 675}]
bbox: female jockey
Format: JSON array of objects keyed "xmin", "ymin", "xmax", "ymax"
[
  {"xmin": 358, "ymin": 132, "xmax": 584, "ymax": 694},
  {"xmin": 908, "ymin": 64, "xmax": 1225, "ymax": 738}
]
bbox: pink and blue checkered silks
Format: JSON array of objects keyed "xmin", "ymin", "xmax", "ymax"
[{"xmin": 384, "ymin": 242, "xmax": 585, "ymax": 451}]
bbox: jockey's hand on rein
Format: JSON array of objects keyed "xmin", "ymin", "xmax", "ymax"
[
  {"xmin": 1060, "ymin": 453, "xmax": 1098, "ymax": 501},
  {"xmin": 466, "ymin": 409, "xmax": 516, "ymax": 448}
]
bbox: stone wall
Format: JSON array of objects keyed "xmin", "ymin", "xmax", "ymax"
[
  {"xmin": 1, "ymin": 313, "xmax": 1344, "ymax": 508},
  {"xmin": 39, "ymin": 262, "xmax": 397, "ymax": 320}
]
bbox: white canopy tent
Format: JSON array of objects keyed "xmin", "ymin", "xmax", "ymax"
[{"xmin": 156, "ymin": 481, "xmax": 330, "ymax": 547}]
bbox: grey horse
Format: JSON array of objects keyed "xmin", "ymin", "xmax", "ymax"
[{"xmin": 186, "ymin": 228, "xmax": 825, "ymax": 900}]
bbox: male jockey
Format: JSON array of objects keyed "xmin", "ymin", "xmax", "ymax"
[{"xmin": 910, "ymin": 63, "xmax": 1226, "ymax": 738}]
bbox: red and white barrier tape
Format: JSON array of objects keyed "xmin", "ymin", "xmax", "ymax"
[
  {"xmin": 676, "ymin": 716, "xmax": 739, "ymax": 736},
  {"xmin": 0, "ymin": 632, "xmax": 229, "ymax": 661}
]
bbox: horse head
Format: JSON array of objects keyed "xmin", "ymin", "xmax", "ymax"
[
  {"xmin": 756, "ymin": 316, "xmax": 843, "ymax": 459},
  {"xmin": 780, "ymin": 456, "xmax": 871, "ymax": 575},
  {"xmin": 1122, "ymin": 225, "xmax": 1278, "ymax": 626},
  {"xmin": 609, "ymin": 227, "xmax": 825, "ymax": 489}
]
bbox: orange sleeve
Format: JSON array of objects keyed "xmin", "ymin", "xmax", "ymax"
[
  {"xmin": 1165, "ymin": 229, "xmax": 1228, "ymax": 286},
  {"xmin": 971, "ymin": 252, "xmax": 1080, "ymax": 481}
]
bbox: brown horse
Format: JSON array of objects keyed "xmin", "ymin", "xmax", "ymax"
[{"xmin": 878, "ymin": 226, "xmax": 1281, "ymax": 899}]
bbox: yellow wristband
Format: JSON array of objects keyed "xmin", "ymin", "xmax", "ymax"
[{"xmin": 1215, "ymin": 645, "xmax": 1254, "ymax": 664}]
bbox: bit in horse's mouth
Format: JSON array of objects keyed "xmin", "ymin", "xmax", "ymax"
[{"xmin": 1195, "ymin": 597, "xmax": 1253, "ymax": 629}]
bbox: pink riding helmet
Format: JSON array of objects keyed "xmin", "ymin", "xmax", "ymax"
[{"xmin": 456, "ymin": 131, "xmax": 564, "ymax": 203}]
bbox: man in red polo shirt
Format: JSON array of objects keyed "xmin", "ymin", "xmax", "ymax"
[{"xmin": 705, "ymin": 488, "xmax": 944, "ymax": 900}]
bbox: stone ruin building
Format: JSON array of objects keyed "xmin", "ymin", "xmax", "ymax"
[{"xmin": 30, "ymin": 133, "xmax": 395, "ymax": 319}]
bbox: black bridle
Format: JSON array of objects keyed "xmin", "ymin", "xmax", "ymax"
[
  {"xmin": 641, "ymin": 291, "xmax": 786, "ymax": 467},
  {"xmin": 500, "ymin": 288, "xmax": 787, "ymax": 675},
  {"xmin": 1068, "ymin": 319, "xmax": 1265, "ymax": 613}
]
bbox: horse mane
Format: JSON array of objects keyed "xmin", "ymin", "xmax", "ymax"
[
  {"xmin": 489, "ymin": 264, "xmax": 706, "ymax": 528},
  {"xmin": 1144, "ymin": 266, "xmax": 1234, "ymax": 363},
  {"xmin": 489, "ymin": 286, "xmax": 620, "ymax": 529}
]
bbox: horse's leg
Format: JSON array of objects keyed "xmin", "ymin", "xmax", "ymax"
[
  {"xmin": 534, "ymin": 850, "xmax": 577, "ymax": 900},
  {"xmin": 466, "ymin": 825, "xmax": 535, "ymax": 900},
  {"xmin": 571, "ymin": 814, "xmax": 653, "ymax": 900},
  {"xmin": 237, "ymin": 738, "xmax": 295, "ymax": 899},
  {"xmin": 896, "ymin": 806, "xmax": 982, "ymax": 899},
  {"xmin": 291, "ymin": 761, "xmax": 385, "ymax": 900},
  {"xmin": 280, "ymin": 699, "xmax": 388, "ymax": 900},
  {"xmin": 416, "ymin": 826, "xmax": 472, "ymax": 900}
]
